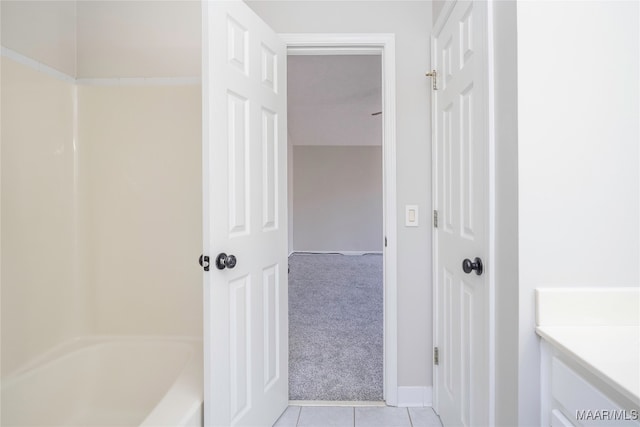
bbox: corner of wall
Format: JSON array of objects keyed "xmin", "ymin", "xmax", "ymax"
[{"xmin": 397, "ymin": 386, "xmax": 433, "ymax": 408}]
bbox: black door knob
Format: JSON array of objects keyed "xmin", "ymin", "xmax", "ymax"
[
  {"xmin": 216, "ymin": 253, "xmax": 237, "ymax": 270},
  {"xmin": 462, "ymin": 257, "xmax": 483, "ymax": 275}
]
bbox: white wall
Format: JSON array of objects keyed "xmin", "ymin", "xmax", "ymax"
[
  {"xmin": 247, "ymin": 0, "xmax": 433, "ymax": 389},
  {"xmin": 288, "ymin": 54, "xmax": 383, "ymax": 253},
  {"xmin": 1, "ymin": 1, "xmax": 77, "ymax": 76},
  {"xmin": 1, "ymin": 1, "xmax": 203, "ymax": 377},
  {"xmin": 490, "ymin": 2, "xmax": 519, "ymax": 425},
  {"xmin": 1, "ymin": 57, "xmax": 82, "ymax": 376},
  {"xmin": 76, "ymin": 0, "xmax": 200, "ymax": 79},
  {"xmin": 0, "ymin": 0, "xmax": 201, "ymax": 80},
  {"xmin": 293, "ymin": 146, "xmax": 383, "ymax": 252},
  {"xmin": 432, "ymin": 1, "xmax": 447, "ymax": 24},
  {"xmin": 516, "ymin": 1, "xmax": 639, "ymax": 424},
  {"xmin": 78, "ymin": 84, "xmax": 202, "ymax": 337}
]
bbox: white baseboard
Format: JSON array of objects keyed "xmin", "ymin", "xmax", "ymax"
[{"xmin": 396, "ymin": 386, "xmax": 432, "ymax": 407}]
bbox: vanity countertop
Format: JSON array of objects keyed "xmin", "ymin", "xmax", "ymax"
[{"xmin": 535, "ymin": 287, "xmax": 640, "ymax": 408}]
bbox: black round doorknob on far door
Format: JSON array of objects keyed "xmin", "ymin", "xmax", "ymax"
[
  {"xmin": 462, "ymin": 257, "xmax": 483, "ymax": 275},
  {"xmin": 216, "ymin": 253, "xmax": 237, "ymax": 270}
]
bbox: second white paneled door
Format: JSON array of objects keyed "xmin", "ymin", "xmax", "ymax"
[
  {"xmin": 432, "ymin": 1, "xmax": 491, "ymax": 426},
  {"xmin": 202, "ymin": 1, "xmax": 288, "ymax": 426}
]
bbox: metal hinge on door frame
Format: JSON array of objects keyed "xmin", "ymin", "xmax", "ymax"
[
  {"xmin": 433, "ymin": 210, "xmax": 438, "ymax": 228},
  {"xmin": 426, "ymin": 70, "xmax": 437, "ymax": 90},
  {"xmin": 434, "ymin": 347, "xmax": 439, "ymax": 365}
]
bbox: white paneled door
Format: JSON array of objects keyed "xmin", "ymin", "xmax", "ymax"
[
  {"xmin": 432, "ymin": 1, "xmax": 490, "ymax": 426},
  {"xmin": 202, "ymin": 1, "xmax": 288, "ymax": 426}
]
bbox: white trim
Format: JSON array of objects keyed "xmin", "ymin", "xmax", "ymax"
[
  {"xmin": 430, "ymin": 27, "xmax": 440, "ymax": 415},
  {"xmin": 1, "ymin": 46, "xmax": 75, "ymax": 83},
  {"xmin": 290, "ymin": 251, "xmax": 383, "ymax": 256},
  {"xmin": 281, "ymin": 33, "xmax": 398, "ymax": 408},
  {"xmin": 282, "ymin": 33, "xmax": 395, "ymax": 49},
  {"xmin": 486, "ymin": 2, "xmax": 498, "ymax": 425},
  {"xmin": 287, "ymin": 47, "xmax": 381, "ymax": 56},
  {"xmin": 397, "ymin": 386, "xmax": 433, "ymax": 407},
  {"xmin": 1, "ymin": 46, "xmax": 200, "ymax": 87},
  {"xmin": 76, "ymin": 77, "xmax": 200, "ymax": 86}
]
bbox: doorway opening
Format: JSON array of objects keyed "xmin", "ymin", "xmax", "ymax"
[
  {"xmin": 282, "ymin": 34, "xmax": 398, "ymax": 405},
  {"xmin": 287, "ymin": 54, "xmax": 384, "ymax": 402}
]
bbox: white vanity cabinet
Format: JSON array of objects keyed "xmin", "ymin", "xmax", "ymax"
[
  {"xmin": 540, "ymin": 340, "xmax": 639, "ymax": 427},
  {"xmin": 536, "ymin": 288, "xmax": 640, "ymax": 427}
]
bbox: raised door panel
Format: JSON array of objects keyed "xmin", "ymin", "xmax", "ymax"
[
  {"xmin": 434, "ymin": 1, "xmax": 489, "ymax": 426},
  {"xmin": 203, "ymin": 2, "xmax": 288, "ymax": 426}
]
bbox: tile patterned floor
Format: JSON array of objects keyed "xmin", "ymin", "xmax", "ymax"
[{"xmin": 273, "ymin": 405, "xmax": 443, "ymax": 427}]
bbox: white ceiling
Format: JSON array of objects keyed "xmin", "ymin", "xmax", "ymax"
[{"xmin": 288, "ymin": 55, "xmax": 382, "ymax": 146}]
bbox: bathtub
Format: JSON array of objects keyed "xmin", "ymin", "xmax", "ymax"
[{"xmin": 1, "ymin": 336, "xmax": 203, "ymax": 427}]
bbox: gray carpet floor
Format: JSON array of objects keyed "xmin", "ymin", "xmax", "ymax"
[{"xmin": 288, "ymin": 253, "xmax": 383, "ymax": 401}]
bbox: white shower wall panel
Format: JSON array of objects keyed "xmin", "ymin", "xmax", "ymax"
[
  {"xmin": 1, "ymin": 57, "xmax": 83, "ymax": 376},
  {"xmin": 78, "ymin": 84, "xmax": 202, "ymax": 337}
]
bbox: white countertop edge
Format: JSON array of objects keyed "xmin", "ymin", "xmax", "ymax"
[{"xmin": 536, "ymin": 326, "xmax": 640, "ymax": 408}]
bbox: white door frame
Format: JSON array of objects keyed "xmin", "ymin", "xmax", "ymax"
[
  {"xmin": 280, "ymin": 33, "xmax": 399, "ymax": 406},
  {"xmin": 431, "ymin": 1, "xmax": 496, "ymax": 423}
]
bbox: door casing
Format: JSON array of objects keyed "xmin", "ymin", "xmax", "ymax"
[{"xmin": 281, "ymin": 33, "xmax": 399, "ymax": 406}]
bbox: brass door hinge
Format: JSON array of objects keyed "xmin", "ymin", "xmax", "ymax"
[{"xmin": 426, "ymin": 70, "xmax": 437, "ymax": 90}]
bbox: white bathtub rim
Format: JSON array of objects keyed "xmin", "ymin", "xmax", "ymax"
[
  {"xmin": 141, "ymin": 347, "xmax": 204, "ymax": 427},
  {"xmin": 2, "ymin": 334, "xmax": 201, "ymax": 381},
  {"xmin": 140, "ymin": 336, "xmax": 204, "ymax": 426},
  {"xmin": 1, "ymin": 335, "xmax": 203, "ymax": 427}
]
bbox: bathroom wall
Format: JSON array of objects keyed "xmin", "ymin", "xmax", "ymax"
[
  {"xmin": 491, "ymin": 2, "xmax": 520, "ymax": 426},
  {"xmin": 1, "ymin": 0, "xmax": 77, "ymax": 76},
  {"xmin": 432, "ymin": 1, "xmax": 447, "ymax": 24},
  {"xmin": 78, "ymin": 84, "xmax": 202, "ymax": 337},
  {"xmin": 1, "ymin": 0, "xmax": 203, "ymax": 376},
  {"xmin": 516, "ymin": 2, "xmax": 639, "ymax": 424},
  {"xmin": 75, "ymin": 0, "xmax": 200, "ymax": 79},
  {"xmin": 0, "ymin": 57, "xmax": 82, "ymax": 376},
  {"xmin": 1, "ymin": 1, "xmax": 80, "ymax": 377},
  {"xmin": 75, "ymin": 0, "xmax": 202, "ymax": 338},
  {"xmin": 293, "ymin": 146, "xmax": 383, "ymax": 252}
]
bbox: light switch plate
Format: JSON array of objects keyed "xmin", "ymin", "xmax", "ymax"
[{"xmin": 405, "ymin": 205, "xmax": 419, "ymax": 227}]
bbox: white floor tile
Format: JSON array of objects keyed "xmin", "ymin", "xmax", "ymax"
[
  {"xmin": 297, "ymin": 406, "xmax": 354, "ymax": 427},
  {"xmin": 273, "ymin": 406, "xmax": 301, "ymax": 427},
  {"xmin": 354, "ymin": 407, "xmax": 411, "ymax": 427},
  {"xmin": 407, "ymin": 407, "xmax": 443, "ymax": 427}
]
